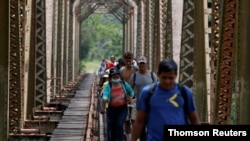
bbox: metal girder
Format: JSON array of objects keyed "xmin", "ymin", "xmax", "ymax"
[
  {"xmin": 165, "ymin": 0, "xmax": 173, "ymax": 59},
  {"xmin": 106, "ymin": 3, "xmax": 124, "ymax": 23},
  {"xmin": 153, "ymin": 0, "xmax": 161, "ymax": 68},
  {"xmin": 215, "ymin": 0, "xmax": 238, "ymax": 125},
  {"xmin": 76, "ymin": 0, "xmax": 134, "ymax": 23},
  {"xmin": 136, "ymin": 1, "xmax": 143, "ymax": 57},
  {"xmin": 179, "ymin": 0, "xmax": 207, "ymax": 121},
  {"xmin": 159, "ymin": 0, "xmax": 167, "ymax": 60},
  {"xmin": 19, "ymin": 0, "xmax": 26, "ymax": 126},
  {"xmin": 57, "ymin": 0, "xmax": 63, "ymax": 96},
  {"xmin": 179, "ymin": 0, "xmax": 195, "ymax": 88},
  {"xmin": 193, "ymin": 0, "xmax": 207, "ymax": 122},
  {"xmin": 79, "ymin": 4, "xmax": 99, "ymax": 23},
  {"xmin": 51, "ymin": 0, "xmax": 58, "ymax": 98},
  {"xmin": 23, "ymin": 0, "xmax": 33, "ymax": 121},
  {"xmin": 63, "ymin": 0, "xmax": 68, "ymax": 86},
  {"xmin": 145, "ymin": 0, "xmax": 154, "ymax": 71},
  {"xmin": 150, "ymin": 0, "xmax": 156, "ymax": 72},
  {"xmin": 238, "ymin": 0, "xmax": 250, "ymax": 124},
  {"xmin": 68, "ymin": 0, "xmax": 74, "ymax": 82},
  {"xmin": 0, "ymin": 1, "xmax": 9, "ymax": 140},
  {"xmin": 211, "ymin": 0, "xmax": 223, "ymax": 123},
  {"xmin": 35, "ymin": 0, "xmax": 47, "ymax": 107},
  {"xmin": 129, "ymin": 13, "xmax": 134, "ymax": 52},
  {"xmin": 27, "ymin": 0, "xmax": 36, "ymax": 118},
  {"xmin": 9, "ymin": 0, "xmax": 22, "ymax": 134}
]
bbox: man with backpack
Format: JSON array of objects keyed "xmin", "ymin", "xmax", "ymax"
[
  {"xmin": 131, "ymin": 58, "xmax": 200, "ymax": 141},
  {"xmin": 129, "ymin": 56, "xmax": 157, "ymax": 141}
]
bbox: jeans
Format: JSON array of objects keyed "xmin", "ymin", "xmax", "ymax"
[{"xmin": 107, "ymin": 104, "xmax": 128, "ymax": 141}]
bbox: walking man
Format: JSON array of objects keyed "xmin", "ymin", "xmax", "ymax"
[
  {"xmin": 131, "ymin": 58, "xmax": 200, "ymax": 141},
  {"xmin": 119, "ymin": 52, "xmax": 138, "ymax": 140},
  {"xmin": 129, "ymin": 56, "xmax": 157, "ymax": 141}
]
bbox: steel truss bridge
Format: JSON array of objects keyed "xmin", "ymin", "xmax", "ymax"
[{"xmin": 0, "ymin": 0, "xmax": 250, "ymax": 140}]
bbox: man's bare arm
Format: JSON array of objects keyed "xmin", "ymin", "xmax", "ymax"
[
  {"xmin": 188, "ymin": 111, "xmax": 200, "ymax": 125},
  {"xmin": 131, "ymin": 110, "xmax": 146, "ymax": 141}
]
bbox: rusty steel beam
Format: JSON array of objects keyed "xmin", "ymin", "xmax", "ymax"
[
  {"xmin": 106, "ymin": 3, "xmax": 124, "ymax": 23},
  {"xmin": 203, "ymin": 0, "xmax": 212, "ymax": 123},
  {"xmin": 35, "ymin": 0, "xmax": 47, "ymax": 107},
  {"xmin": 153, "ymin": 0, "xmax": 160, "ymax": 70},
  {"xmin": 79, "ymin": 4, "xmax": 99, "ymax": 23},
  {"xmin": 159, "ymin": 0, "xmax": 167, "ymax": 60},
  {"xmin": 75, "ymin": 23, "xmax": 81, "ymax": 78},
  {"xmin": 179, "ymin": 0, "xmax": 207, "ymax": 121},
  {"xmin": 57, "ymin": 0, "xmax": 63, "ymax": 94},
  {"xmin": 51, "ymin": 0, "xmax": 58, "ymax": 98},
  {"xmin": 127, "ymin": 16, "xmax": 130, "ymax": 52},
  {"xmin": 27, "ymin": 0, "xmax": 37, "ymax": 119},
  {"xmin": 141, "ymin": 0, "xmax": 146, "ymax": 56},
  {"xmin": 150, "ymin": 0, "xmax": 156, "ymax": 71},
  {"xmin": 215, "ymin": 0, "xmax": 238, "ymax": 125},
  {"xmin": 75, "ymin": 0, "xmax": 135, "ymax": 23},
  {"xmin": 19, "ymin": 0, "xmax": 26, "ymax": 126},
  {"xmin": 0, "ymin": 0, "xmax": 9, "ymax": 140},
  {"xmin": 63, "ymin": 0, "xmax": 68, "ymax": 86},
  {"xmin": 130, "ymin": 11, "xmax": 134, "ymax": 52},
  {"xmin": 136, "ymin": 0, "xmax": 143, "ymax": 57},
  {"xmin": 165, "ymin": 0, "xmax": 173, "ymax": 59},
  {"xmin": 211, "ymin": 0, "xmax": 223, "ymax": 124},
  {"xmin": 144, "ymin": 0, "xmax": 153, "ymax": 71},
  {"xmin": 122, "ymin": 18, "xmax": 126, "ymax": 52},
  {"xmin": 179, "ymin": 0, "xmax": 195, "ymax": 88},
  {"xmin": 23, "ymin": 0, "xmax": 33, "ymax": 121},
  {"xmin": 193, "ymin": 0, "xmax": 207, "ymax": 122},
  {"xmin": 9, "ymin": 0, "xmax": 22, "ymax": 134},
  {"xmin": 68, "ymin": 0, "xmax": 74, "ymax": 82},
  {"xmin": 238, "ymin": 0, "xmax": 250, "ymax": 124}
]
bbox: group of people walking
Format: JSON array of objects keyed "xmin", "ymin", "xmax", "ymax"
[{"xmin": 97, "ymin": 52, "xmax": 201, "ymax": 141}]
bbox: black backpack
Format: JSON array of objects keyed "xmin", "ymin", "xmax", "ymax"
[{"xmin": 145, "ymin": 83, "xmax": 189, "ymax": 124}]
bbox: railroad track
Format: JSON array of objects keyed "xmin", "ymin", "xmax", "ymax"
[
  {"xmin": 9, "ymin": 73, "xmax": 100, "ymax": 141},
  {"xmin": 49, "ymin": 73, "xmax": 99, "ymax": 141}
]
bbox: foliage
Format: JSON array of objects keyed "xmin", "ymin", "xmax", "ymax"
[
  {"xmin": 80, "ymin": 59, "xmax": 101, "ymax": 73},
  {"xmin": 80, "ymin": 14, "xmax": 123, "ymax": 62}
]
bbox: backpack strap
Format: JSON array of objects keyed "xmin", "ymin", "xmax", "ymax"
[
  {"xmin": 132, "ymin": 72, "xmax": 137, "ymax": 89},
  {"xmin": 121, "ymin": 80, "xmax": 128, "ymax": 99},
  {"xmin": 150, "ymin": 71, "xmax": 155, "ymax": 83},
  {"xmin": 178, "ymin": 84, "xmax": 188, "ymax": 115},
  {"xmin": 178, "ymin": 84, "xmax": 190, "ymax": 124},
  {"xmin": 145, "ymin": 82, "xmax": 157, "ymax": 113},
  {"xmin": 109, "ymin": 81, "xmax": 128, "ymax": 102}
]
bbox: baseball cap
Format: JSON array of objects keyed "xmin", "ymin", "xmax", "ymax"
[
  {"xmin": 109, "ymin": 68, "xmax": 120, "ymax": 76},
  {"xmin": 137, "ymin": 56, "xmax": 147, "ymax": 63}
]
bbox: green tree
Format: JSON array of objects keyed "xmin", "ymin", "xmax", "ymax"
[{"xmin": 80, "ymin": 14, "xmax": 123, "ymax": 61}]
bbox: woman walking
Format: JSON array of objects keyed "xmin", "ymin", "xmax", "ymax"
[{"xmin": 102, "ymin": 68, "xmax": 134, "ymax": 141}]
